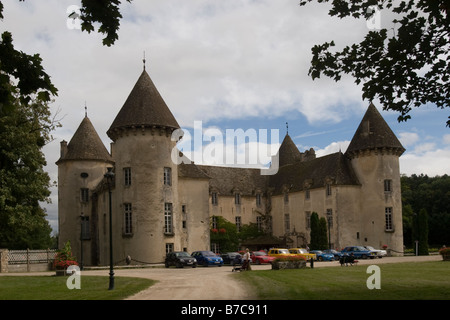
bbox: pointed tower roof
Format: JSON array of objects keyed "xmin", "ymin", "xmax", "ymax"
[
  {"xmin": 277, "ymin": 134, "xmax": 302, "ymax": 167},
  {"xmin": 346, "ymin": 103, "xmax": 405, "ymax": 157},
  {"xmin": 107, "ymin": 70, "xmax": 180, "ymax": 140},
  {"xmin": 57, "ymin": 116, "xmax": 113, "ymax": 164}
]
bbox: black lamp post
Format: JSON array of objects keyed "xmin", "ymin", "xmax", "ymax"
[{"xmin": 104, "ymin": 167, "xmax": 115, "ymax": 290}]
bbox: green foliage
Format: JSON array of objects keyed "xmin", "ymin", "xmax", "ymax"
[
  {"xmin": 210, "ymin": 216, "xmax": 265, "ymax": 252},
  {"xmin": 299, "ymin": 0, "xmax": 450, "ymax": 126},
  {"xmin": 310, "ymin": 213, "xmax": 328, "ymax": 250},
  {"xmin": 0, "ymin": 86, "xmax": 57, "ymax": 249},
  {"xmin": 78, "ymin": 0, "xmax": 133, "ymax": 47},
  {"xmin": 401, "ymin": 174, "xmax": 450, "ymax": 247}
]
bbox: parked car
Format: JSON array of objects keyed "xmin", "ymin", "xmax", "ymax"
[
  {"xmin": 221, "ymin": 252, "xmax": 242, "ymax": 265},
  {"xmin": 341, "ymin": 246, "xmax": 377, "ymax": 259},
  {"xmin": 268, "ymin": 248, "xmax": 295, "ymax": 258},
  {"xmin": 323, "ymin": 249, "xmax": 344, "ymax": 260},
  {"xmin": 165, "ymin": 251, "xmax": 197, "ymax": 268},
  {"xmin": 364, "ymin": 246, "xmax": 387, "ymax": 258},
  {"xmin": 289, "ymin": 248, "xmax": 316, "ymax": 260},
  {"xmin": 191, "ymin": 251, "xmax": 224, "ymax": 267},
  {"xmin": 250, "ymin": 251, "xmax": 276, "ymax": 265},
  {"xmin": 310, "ymin": 250, "xmax": 335, "ymax": 261}
]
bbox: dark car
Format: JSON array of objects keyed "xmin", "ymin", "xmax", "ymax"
[
  {"xmin": 191, "ymin": 251, "xmax": 224, "ymax": 267},
  {"xmin": 221, "ymin": 252, "xmax": 242, "ymax": 265},
  {"xmin": 165, "ymin": 251, "xmax": 197, "ymax": 268}
]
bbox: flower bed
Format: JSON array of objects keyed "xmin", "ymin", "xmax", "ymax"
[
  {"xmin": 271, "ymin": 256, "xmax": 307, "ymax": 270},
  {"xmin": 53, "ymin": 241, "xmax": 78, "ymax": 276},
  {"xmin": 439, "ymin": 247, "xmax": 450, "ymax": 261}
]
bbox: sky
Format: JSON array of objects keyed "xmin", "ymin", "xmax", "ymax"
[{"xmin": 1, "ymin": 0, "xmax": 449, "ymax": 235}]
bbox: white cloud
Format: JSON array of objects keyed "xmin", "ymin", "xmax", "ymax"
[
  {"xmin": 399, "ymin": 132, "xmax": 419, "ymax": 147},
  {"xmin": 400, "ymin": 149, "xmax": 450, "ymax": 176}
]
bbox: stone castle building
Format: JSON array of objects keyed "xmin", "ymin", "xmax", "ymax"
[{"xmin": 57, "ymin": 68, "xmax": 405, "ymax": 265}]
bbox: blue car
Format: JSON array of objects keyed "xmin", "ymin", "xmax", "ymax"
[
  {"xmin": 191, "ymin": 251, "xmax": 224, "ymax": 267},
  {"xmin": 323, "ymin": 249, "xmax": 344, "ymax": 260},
  {"xmin": 341, "ymin": 246, "xmax": 377, "ymax": 259},
  {"xmin": 310, "ymin": 250, "xmax": 335, "ymax": 261}
]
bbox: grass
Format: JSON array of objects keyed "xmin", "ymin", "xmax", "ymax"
[
  {"xmin": 0, "ymin": 275, "xmax": 156, "ymax": 300},
  {"xmin": 236, "ymin": 261, "xmax": 450, "ymax": 300}
]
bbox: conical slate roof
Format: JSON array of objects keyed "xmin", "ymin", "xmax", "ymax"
[
  {"xmin": 57, "ymin": 116, "xmax": 113, "ymax": 164},
  {"xmin": 107, "ymin": 70, "xmax": 180, "ymax": 140},
  {"xmin": 346, "ymin": 104, "xmax": 405, "ymax": 157},
  {"xmin": 277, "ymin": 134, "xmax": 302, "ymax": 167}
]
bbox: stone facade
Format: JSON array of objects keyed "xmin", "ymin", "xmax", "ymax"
[{"xmin": 57, "ymin": 69, "xmax": 405, "ymax": 266}]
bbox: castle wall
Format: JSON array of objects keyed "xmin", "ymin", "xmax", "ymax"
[{"xmin": 178, "ymin": 178, "xmax": 210, "ymax": 252}]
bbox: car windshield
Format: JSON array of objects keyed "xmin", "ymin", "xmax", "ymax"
[
  {"xmin": 299, "ymin": 249, "xmax": 308, "ymax": 253},
  {"xmin": 279, "ymin": 249, "xmax": 289, "ymax": 254},
  {"xmin": 203, "ymin": 251, "xmax": 217, "ymax": 257},
  {"xmin": 253, "ymin": 252, "xmax": 264, "ymax": 256},
  {"xmin": 175, "ymin": 252, "xmax": 191, "ymax": 257}
]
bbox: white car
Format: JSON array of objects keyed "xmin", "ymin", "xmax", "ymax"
[{"xmin": 364, "ymin": 246, "xmax": 387, "ymax": 258}]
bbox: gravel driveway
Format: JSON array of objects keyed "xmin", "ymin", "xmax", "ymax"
[{"xmin": 79, "ymin": 255, "xmax": 441, "ymax": 300}]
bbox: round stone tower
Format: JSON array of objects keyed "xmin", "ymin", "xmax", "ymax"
[
  {"xmin": 56, "ymin": 115, "xmax": 114, "ymax": 265},
  {"xmin": 345, "ymin": 103, "xmax": 405, "ymax": 254},
  {"xmin": 106, "ymin": 69, "xmax": 181, "ymax": 263}
]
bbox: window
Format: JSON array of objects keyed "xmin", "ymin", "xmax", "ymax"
[
  {"xmin": 385, "ymin": 207, "xmax": 393, "ymax": 231},
  {"xmin": 212, "ymin": 216, "xmax": 218, "ymax": 229},
  {"xmin": 124, "ymin": 203, "xmax": 132, "ymax": 235},
  {"xmin": 81, "ymin": 216, "xmax": 90, "ymax": 240},
  {"xmin": 256, "ymin": 216, "xmax": 263, "ymax": 232},
  {"xmin": 182, "ymin": 205, "xmax": 187, "ymax": 229},
  {"xmin": 284, "ymin": 214, "xmax": 290, "ymax": 233},
  {"xmin": 80, "ymin": 188, "xmax": 89, "ymax": 202},
  {"xmin": 165, "ymin": 243, "xmax": 174, "ymax": 254},
  {"xmin": 164, "ymin": 167, "xmax": 172, "ymax": 186},
  {"xmin": 235, "ymin": 216, "xmax": 242, "ymax": 232},
  {"xmin": 326, "ymin": 209, "xmax": 333, "ymax": 227},
  {"xmin": 256, "ymin": 193, "xmax": 262, "ymax": 207},
  {"xmin": 326, "ymin": 184, "xmax": 332, "ymax": 196},
  {"xmin": 305, "ymin": 189, "xmax": 310, "ymax": 200},
  {"xmin": 124, "ymin": 167, "xmax": 131, "ymax": 186},
  {"xmin": 164, "ymin": 203, "xmax": 173, "ymax": 234},
  {"xmin": 305, "ymin": 211, "xmax": 311, "ymax": 229},
  {"xmin": 235, "ymin": 193, "xmax": 241, "ymax": 205},
  {"xmin": 211, "ymin": 192, "xmax": 218, "ymax": 205},
  {"xmin": 384, "ymin": 179, "xmax": 392, "ymax": 193},
  {"xmin": 284, "ymin": 192, "xmax": 289, "ymax": 204}
]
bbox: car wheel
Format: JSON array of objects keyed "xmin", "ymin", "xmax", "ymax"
[
  {"xmin": 165, "ymin": 262, "xmax": 169, "ymax": 268},
  {"xmin": 362, "ymin": 254, "xmax": 368, "ymax": 259},
  {"xmin": 318, "ymin": 256, "xmax": 323, "ymax": 261}
]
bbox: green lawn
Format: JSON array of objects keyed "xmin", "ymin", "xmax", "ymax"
[
  {"xmin": 236, "ymin": 261, "xmax": 450, "ymax": 300},
  {"xmin": 0, "ymin": 275, "xmax": 155, "ymax": 300}
]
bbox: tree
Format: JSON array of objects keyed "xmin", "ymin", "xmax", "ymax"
[
  {"xmin": 318, "ymin": 217, "xmax": 328, "ymax": 250},
  {"xmin": 0, "ymin": 91, "xmax": 57, "ymax": 249},
  {"xmin": 412, "ymin": 208, "xmax": 429, "ymax": 255},
  {"xmin": 299, "ymin": 0, "xmax": 450, "ymax": 127},
  {"xmin": 309, "ymin": 212, "xmax": 321, "ymax": 250}
]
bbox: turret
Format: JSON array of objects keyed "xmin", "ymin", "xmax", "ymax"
[
  {"xmin": 345, "ymin": 103, "xmax": 405, "ymax": 253},
  {"xmin": 56, "ymin": 115, "xmax": 114, "ymax": 265}
]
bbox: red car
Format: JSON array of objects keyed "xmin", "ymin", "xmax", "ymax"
[{"xmin": 251, "ymin": 251, "xmax": 276, "ymax": 265}]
